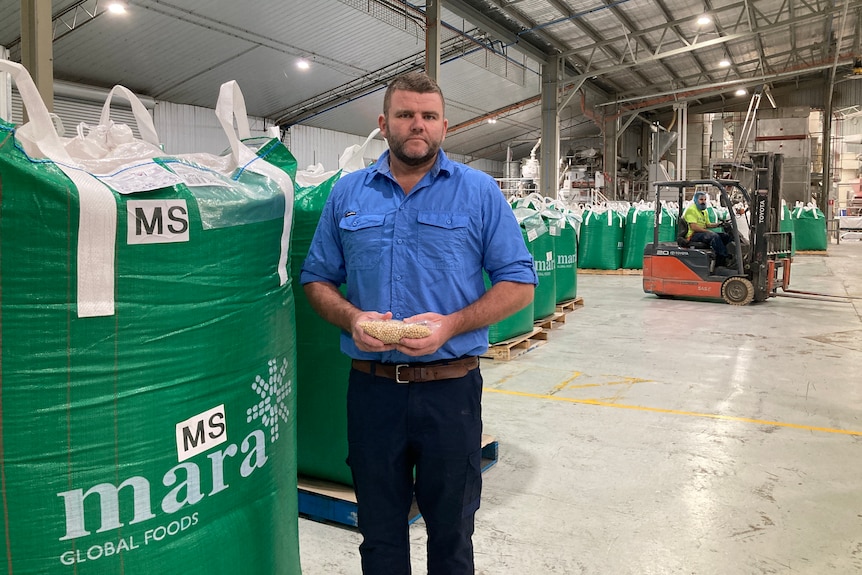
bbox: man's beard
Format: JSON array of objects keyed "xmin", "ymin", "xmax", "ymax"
[{"xmin": 389, "ymin": 134, "xmax": 440, "ymax": 167}]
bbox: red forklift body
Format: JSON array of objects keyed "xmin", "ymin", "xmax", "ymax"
[{"xmin": 643, "ymin": 248, "xmax": 724, "ymax": 300}]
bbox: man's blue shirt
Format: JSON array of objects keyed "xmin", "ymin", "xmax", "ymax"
[{"xmin": 300, "ymin": 150, "xmax": 537, "ymax": 363}]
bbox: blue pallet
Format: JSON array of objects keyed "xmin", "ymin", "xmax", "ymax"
[{"xmin": 298, "ymin": 437, "xmax": 499, "ymax": 528}]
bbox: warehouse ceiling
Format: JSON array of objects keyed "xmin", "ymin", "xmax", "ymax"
[{"xmin": 0, "ymin": 0, "xmax": 859, "ymax": 163}]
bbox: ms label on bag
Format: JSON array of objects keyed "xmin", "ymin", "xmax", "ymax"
[
  {"xmin": 176, "ymin": 404, "xmax": 228, "ymax": 462},
  {"xmin": 127, "ymin": 199, "xmax": 190, "ymax": 244}
]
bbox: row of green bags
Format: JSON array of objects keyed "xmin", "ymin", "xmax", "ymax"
[
  {"xmin": 578, "ymin": 203, "xmax": 677, "ymax": 270},
  {"xmin": 621, "ymin": 203, "xmax": 677, "ymax": 268},
  {"xmin": 513, "ymin": 196, "xmax": 580, "ymax": 305},
  {"xmin": 487, "ymin": 195, "xmax": 580, "ymax": 344},
  {"xmin": 0, "ymin": 61, "xmax": 301, "ymax": 574}
]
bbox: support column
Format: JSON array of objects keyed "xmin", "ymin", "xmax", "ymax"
[
  {"xmin": 605, "ymin": 113, "xmax": 619, "ymax": 199},
  {"xmin": 0, "ymin": 46, "xmax": 10, "ymax": 121},
  {"xmin": 20, "ymin": 0, "xmax": 54, "ymax": 113},
  {"xmin": 820, "ymin": 72, "xmax": 833, "ymax": 216},
  {"xmin": 540, "ymin": 56, "xmax": 561, "ymax": 199},
  {"xmin": 674, "ymin": 102, "xmax": 688, "ymax": 181},
  {"xmin": 425, "ymin": 0, "xmax": 441, "ymax": 81}
]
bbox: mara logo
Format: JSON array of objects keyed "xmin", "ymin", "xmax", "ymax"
[
  {"xmin": 127, "ymin": 199, "xmax": 190, "ymax": 245},
  {"xmin": 535, "ymin": 259, "xmax": 556, "ymax": 272},
  {"xmin": 57, "ymin": 357, "xmax": 292, "ymax": 542}
]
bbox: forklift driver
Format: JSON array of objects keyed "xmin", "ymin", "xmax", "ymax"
[{"xmin": 683, "ymin": 191, "xmax": 733, "ymax": 267}]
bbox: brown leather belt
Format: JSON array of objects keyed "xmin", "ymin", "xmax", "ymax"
[{"xmin": 351, "ymin": 356, "xmax": 479, "ymax": 383}]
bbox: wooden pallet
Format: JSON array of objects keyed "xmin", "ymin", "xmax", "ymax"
[
  {"xmin": 481, "ymin": 326, "xmax": 546, "ymax": 361},
  {"xmin": 534, "ymin": 311, "xmax": 566, "ymax": 331},
  {"xmin": 298, "ymin": 435, "xmax": 500, "ymax": 528},
  {"xmin": 555, "ymin": 296, "xmax": 584, "ymax": 313}
]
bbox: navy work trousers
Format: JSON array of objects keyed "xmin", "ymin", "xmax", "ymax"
[
  {"xmin": 690, "ymin": 230, "xmax": 731, "ymax": 258},
  {"xmin": 346, "ymin": 364, "xmax": 484, "ymax": 575}
]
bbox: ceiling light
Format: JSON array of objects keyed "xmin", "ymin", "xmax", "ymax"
[
  {"xmin": 735, "ymin": 88, "xmax": 747, "ymax": 96},
  {"xmin": 107, "ymin": 2, "xmax": 126, "ymax": 14},
  {"xmin": 487, "ymin": 118, "xmax": 497, "ymax": 124},
  {"xmin": 696, "ymin": 16, "xmax": 711, "ymax": 26},
  {"xmin": 296, "ymin": 59, "xmax": 310, "ymax": 70},
  {"xmin": 719, "ymin": 59, "xmax": 731, "ymax": 67}
]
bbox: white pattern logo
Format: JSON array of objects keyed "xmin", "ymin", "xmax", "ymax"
[{"xmin": 247, "ymin": 358, "xmax": 291, "ymax": 443}]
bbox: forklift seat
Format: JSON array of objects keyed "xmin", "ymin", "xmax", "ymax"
[{"xmin": 676, "ymin": 220, "xmax": 711, "ymax": 250}]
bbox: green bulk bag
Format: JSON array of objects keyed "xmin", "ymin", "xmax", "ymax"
[
  {"xmin": 622, "ymin": 203, "xmax": 677, "ymax": 269},
  {"xmin": 553, "ymin": 213, "xmax": 579, "ymax": 302},
  {"xmin": 486, "ymin": 264, "xmax": 535, "ymax": 344},
  {"xmin": 705, "ymin": 205, "xmax": 720, "ymax": 223},
  {"xmin": 578, "ymin": 208, "xmax": 624, "ymax": 270},
  {"xmin": 290, "ymin": 130, "xmax": 380, "ymax": 487},
  {"xmin": 792, "ymin": 204, "xmax": 827, "ymax": 251},
  {"xmin": 0, "ymin": 67, "xmax": 301, "ymax": 575},
  {"xmin": 290, "ymin": 169, "xmax": 355, "ymax": 486},
  {"xmin": 514, "ymin": 208, "xmax": 556, "ymax": 320},
  {"xmin": 779, "ymin": 201, "xmax": 796, "ymax": 256},
  {"xmin": 514, "ymin": 194, "xmax": 562, "ymax": 311},
  {"xmin": 542, "ymin": 208, "xmax": 563, "ymax": 304},
  {"xmin": 658, "ymin": 204, "xmax": 678, "ymax": 242},
  {"xmin": 622, "ymin": 204, "xmax": 652, "ymax": 269}
]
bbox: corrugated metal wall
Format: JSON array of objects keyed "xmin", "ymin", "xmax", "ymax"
[
  {"xmin": 288, "ymin": 124, "xmax": 388, "ymax": 171},
  {"xmin": 465, "ymin": 157, "xmax": 504, "ymax": 176},
  {"xmin": 288, "ymin": 124, "xmax": 504, "ymax": 176},
  {"xmin": 781, "ymin": 79, "xmax": 862, "ymax": 111},
  {"xmin": 6, "ymin": 78, "xmax": 507, "ymax": 179},
  {"xmin": 9, "ymin": 83, "xmax": 274, "ymax": 157},
  {"xmin": 153, "ymin": 100, "xmax": 272, "ymax": 155},
  {"xmin": 11, "ymin": 89, "xmax": 139, "ymax": 140},
  {"xmin": 833, "ymin": 80, "xmax": 862, "ymax": 110}
]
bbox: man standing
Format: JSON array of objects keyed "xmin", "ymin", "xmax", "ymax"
[
  {"xmin": 684, "ymin": 190, "xmax": 732, "ymax": 266},
  {"xmin": 300, "ymin": 71, "xmax": 537, "ymax": 574}
]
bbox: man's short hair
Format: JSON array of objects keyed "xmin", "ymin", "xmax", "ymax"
[{"xmin": 383, "ymin": 71, "xmax": 445, "ymax": 116}]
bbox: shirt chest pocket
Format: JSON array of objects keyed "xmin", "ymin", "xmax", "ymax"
[
  {"xmin": 417, "ymin": 211, "xmax": 471, "ymax": 270},
  {"xmin": 339, "ymin": 213, "xmax": 385, "ymax": 270}
]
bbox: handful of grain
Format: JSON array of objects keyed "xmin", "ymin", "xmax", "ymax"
[{"xmin": 358, "ymin": 320, "xmax": 433, "ymax": 343}]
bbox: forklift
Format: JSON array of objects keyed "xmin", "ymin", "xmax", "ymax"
[{"xmin": 643, "ymin": 152, "xmax": 794, "ymax": 305}]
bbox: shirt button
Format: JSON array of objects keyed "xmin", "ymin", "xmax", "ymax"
[
  {"xmin": 397, "ymin": 239, "xmax": 403, "ymax": 245},
  {"xmin": 396, "ymin": 275, "xmax": 402, "ymax": 280},
  {"xmin": 447, "ymin": 219, "xmax": 452, "ymax": 224}
]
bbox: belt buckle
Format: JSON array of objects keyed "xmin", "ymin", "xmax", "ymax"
[{"xmin": 395, "ymin": 364, "xmax": 410, "ymax": 384}]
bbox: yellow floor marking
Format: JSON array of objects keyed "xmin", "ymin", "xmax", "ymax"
[
  {"xmin": 554, "ymin": 375, "xmax": 651, "ymax": 403},
  {"xmin": 549, "ymin": 371, "xmax": 583, "ymax": 394},
  {"xmin": 483, "ymin": 387, "xmax": 862, "ymax": 436},
  {"xmin": 561, "ymin": 375, "xmax": 651, "ymax": 390}
]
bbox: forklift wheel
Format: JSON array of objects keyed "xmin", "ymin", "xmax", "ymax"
[{"xmin": 721, "ymin": 277, "xmax": 754, "ymax": 305}]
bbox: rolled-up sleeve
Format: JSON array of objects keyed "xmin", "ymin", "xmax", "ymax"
[
  {"xmin": 300, "ymin": 192, "xmax": 346, "ymax": 287},
  {"xmin": 482, "ymin": 183, "xmax": 538, "ymax": 286}
]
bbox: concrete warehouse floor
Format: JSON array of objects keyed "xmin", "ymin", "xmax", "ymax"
[{"xmin": 298, "ymin": 240, "xmax": 862, "ymax": 575}]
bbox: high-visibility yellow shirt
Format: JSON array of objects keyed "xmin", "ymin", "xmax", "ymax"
[{"xmin": 683, "ymin": 203, "xmax": 711, "ymax": 239}]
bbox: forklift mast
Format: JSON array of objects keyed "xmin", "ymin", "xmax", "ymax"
[{"xmin": 748, "ymin": 152, "xmax": 792, "ymax": 302}]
